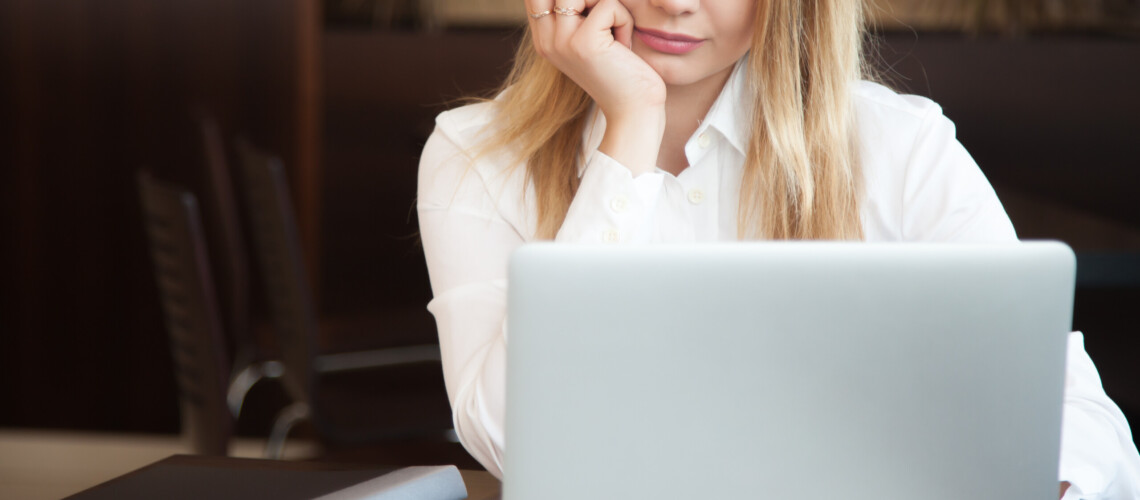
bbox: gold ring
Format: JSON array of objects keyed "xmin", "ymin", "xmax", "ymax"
[
  {"xmin": 553, "ymin": 6, "xmax": 582, "ymax": 16},
  {"xmin": 529, "ymin": 10, "xmax": 551, "ymax": 19}
]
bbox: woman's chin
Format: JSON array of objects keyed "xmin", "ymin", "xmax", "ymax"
[
  {"xmin": 650, "ymin": 66, "xmax": 701, "ymax": 89},
  {"xmin": 633, "ymin": 54, "xmax": 701, "ymax": 89}
]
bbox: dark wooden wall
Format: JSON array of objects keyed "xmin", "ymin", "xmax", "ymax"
[
  {"xmin": 319, "ymin": 30, "xmax": 519, "ymax": 316},
  {"xmin": 0, "ymin": 0, "xmax": 319, "ymax": 432}
]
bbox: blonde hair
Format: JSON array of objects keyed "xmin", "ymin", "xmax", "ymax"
[{"xmin": 481, "ymin": 0, "xmax": 868, "ymax": 240}]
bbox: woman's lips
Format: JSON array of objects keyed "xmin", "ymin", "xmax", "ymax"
[{"xmin": 634, "ymin": 27, "xmax": 705, "ymax": 55}]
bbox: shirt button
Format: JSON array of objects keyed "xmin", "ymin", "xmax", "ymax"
[
  {"xmin": 687, "ymin": 189, "xmax": 705, "ymax": 205},
  {"xmin": 697, "ymin": 132, "xmax": 711, "ymax": 149},
  {"xmin": 602, "ymin": 229, "xmax": 620, "ymax": 243},
  {"xmin": 610, "ymin": 196, "xmax": 629, "ymax": 213}
]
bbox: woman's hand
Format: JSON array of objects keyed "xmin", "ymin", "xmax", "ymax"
[{"xmin": 527, "ymin": 0, "xmax": 666, "ymax": 175}]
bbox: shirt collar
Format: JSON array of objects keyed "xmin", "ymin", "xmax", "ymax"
[
  {"xmin": 580, "ymin": 55, "xmax": 752, "ymax": 176},
  {"xmin": 700, "ymin": 55, "xmax": 752, "ymax": 157}
]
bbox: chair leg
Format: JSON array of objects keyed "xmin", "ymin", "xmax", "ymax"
[
  {"xmin": 227, "ymin": 360, "xmax": 285, "ymax": 418},
  {"xmin": 264, "ymin": 402, "xmax": 311, "ymax": 459}
]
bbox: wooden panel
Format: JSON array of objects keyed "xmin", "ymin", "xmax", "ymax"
[
  {"xmin": 0, "ymin": 0, "xmax": 319, "ymax": 431},
  {"xmin": 318, "ymin": 30, "xmax": 518, "ymax": 315},
  {"xmin": 425, "ymin": 0, "xmax": 525, "ymax": 27}
]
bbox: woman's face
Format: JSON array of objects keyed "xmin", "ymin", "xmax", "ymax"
[{"xmin": 621, "ymin": 0, "xmax": 757, "ymax": 88}]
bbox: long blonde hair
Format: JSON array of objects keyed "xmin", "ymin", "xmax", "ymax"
[{"xmin": 481, "ymin": 0, "xmax": 867, "ymax": 240}]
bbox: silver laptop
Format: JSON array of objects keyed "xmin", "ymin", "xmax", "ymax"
[{"xmin": 505, "ymin": 242, "xmax": 1074, "ymax": 500}]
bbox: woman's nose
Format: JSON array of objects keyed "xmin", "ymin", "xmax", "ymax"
[{"xmin": 648, "ymin": 0, "xmax": 699, "ymax": 16}]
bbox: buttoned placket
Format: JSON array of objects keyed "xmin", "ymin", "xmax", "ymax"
[
  {"xmin": 673, "ymin": 127, "xmax": 721, "ymax": 241},
  {"xmin": 603, "ymin": 192, "xmax": 630, "ymax": 243}
]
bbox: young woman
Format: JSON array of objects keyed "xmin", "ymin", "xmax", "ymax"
[{"xmin": 417, "ymin": 0, "xmax": 1140, "ymax": 496}]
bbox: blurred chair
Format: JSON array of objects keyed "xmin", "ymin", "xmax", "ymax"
[
  {"xmin": 137, "ymin": 172, "xmax": 235, "ymax": 455},
  {"xmin": 195, "ymin": 114, "xmax": 284, "ymax": 420},
  {"xmin": 235, "ymin": 140, "xmax": 452, "ymax": 459}
]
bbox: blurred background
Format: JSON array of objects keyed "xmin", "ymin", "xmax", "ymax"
[{"xmin": 2, "ymin": 0, "xmax": 1139, "ymax": 472}]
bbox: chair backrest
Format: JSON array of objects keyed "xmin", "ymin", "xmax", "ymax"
[
  {"xmin": 196, "ymin": 113, "xmax": 255, "ymax": 371},
  {"xmin": 137, "ymin": 171, "xmax": 233, "ymax": 455},
  {"xmin": 235, "ymin": 140, "xmax": 320, "ymax": 407}
]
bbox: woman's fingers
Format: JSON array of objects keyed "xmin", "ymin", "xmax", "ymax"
[
  {"xmin": 610, "ymin": 1, "xmax": 634, "ymax": 50},
  {"xmin": 576, "ymin": 0, "xmax": 632, "ymax": 50},
  {"xmin": 525, "ymin": 0, "xmax": 556, "ymax": 57},
  {"xmin": 529, "ymin": 0, "xmax": 586, "ymax": 60},
  {"xmin": 524, "ymin": 0, "xmax": 553, "ymax": 20},
  {"xmin": 527, "ymin": 0, "xmax": 663, "ymax": 120},
  {"xmin": 552, "ymin": 0, "xmax": 587, "ymax": 47}
]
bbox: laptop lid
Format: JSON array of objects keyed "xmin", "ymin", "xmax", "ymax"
[{"xmin": 505, "ymin": 242, "xmax": 1074, "ymax": 500}]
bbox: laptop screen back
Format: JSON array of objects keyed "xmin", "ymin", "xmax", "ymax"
[{"xmin": 505, "ymin": 242, "xmax": 1074, "ymax": 500}]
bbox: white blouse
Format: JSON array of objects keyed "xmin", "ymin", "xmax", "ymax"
[{"xmin": 416, "ymin": 60, "xmax": 1140, "ymax": 497}]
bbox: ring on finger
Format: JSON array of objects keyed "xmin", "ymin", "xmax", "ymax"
[
  {"xmin": 529, "ymin": 9, "xmax": 551, "ymax": 19},
  {"xmin": 553, "ymin": 6, "xmax": 583, "ymax": 16}
]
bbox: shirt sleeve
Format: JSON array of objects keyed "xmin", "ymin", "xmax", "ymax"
[
  {"xmin": 900, "ymin": 102, "xmax": 1140, "ymax": 499},
  {"xmin": 1058, "ymin": 332, "xmax": 1140, "ymax": 500},
  {"xmin": 418, "ymin": 122, "xmax": 665, "ymax": 479},
  {"xmin": 418, "ymin": 125, "xmax": 518, "ymax": 478}
]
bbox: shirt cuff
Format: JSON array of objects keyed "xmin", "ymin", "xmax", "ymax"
[
  {"xmin": 1060, "ymin": 469, "xmax": 1099, "ymax": 500},
  {"xmin": 1057, "ymin": 331, "xmax": 1130, "ymax": 499},
  {"xmin": 555, "ymin": 150, "xmax": 663, "ymax": 243}
]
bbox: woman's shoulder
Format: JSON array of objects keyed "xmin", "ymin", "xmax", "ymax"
[
  {"xmin": 425, "ymin": 98, "xmax": 524, "ymax": 181},
  {"xmin": 850, "ymin": 79, "xmax": 959, "ymax": 168},
  {"xmin": 433, "ymin": 100, "xmax": 501, "ymax": 152},
  {"xmin": 851, "ymin": 80, "xmax": 1017, "ymax": 243},
  {"xmin": 420, "ymin": 98, "xmax": 532, "ymax": 230},
  {"xmin": 851, "ymin": 80, "xmax": 944, "ymax": 125}
]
